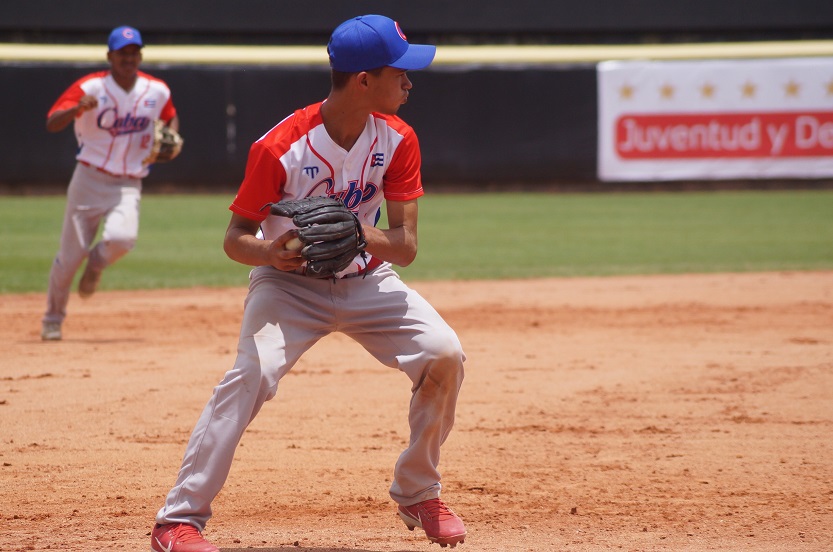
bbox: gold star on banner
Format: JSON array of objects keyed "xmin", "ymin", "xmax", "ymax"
[
  {"xmin": 785, "ymin": 80, "xmax": 800, "ymax": 97},
  {"xmin": 619, "ymin": 84, "xmax": 634, "ymax": 100},
  {"xmin": 660, "ymin": 84, "xmax": 675, "ymax": 99},
  {"xmin": 741, "ymin": 81, "xmax": 757, "ymax": 99},
  {"xmin": 700, "ymin": 83, "xmax": 716, "ymax": 99}
]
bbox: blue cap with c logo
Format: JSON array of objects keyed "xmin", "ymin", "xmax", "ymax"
[
  {"xmin": 108, "ymin": 26, "xmax": 143, "ymax": 51},
  {"xmin": 327, "ymin": 15, "xmax": 435, "ymax": 73}
]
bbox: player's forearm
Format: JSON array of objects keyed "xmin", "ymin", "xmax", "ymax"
[
  {"xmin": 166, "ymin": 115, "xmax": 180, "ymax": 132},
  {"xmin": 224, "ymin": 231, "xmax": 273, "ymax": 266},
  {"xmin": 45, "ymin": 108, "xmax": 80, "ymax": 133},
  {"xmin": 370, "ymin": 198, "xmax": 419, "ymax": 266},
  {"xmin": 224, "ymin": 222, "xmax": 304, "ymax": 272},
  {"xmin": 364, "ymin": 224, "xmax": 418, "ymax": 267},
  {"xmin": 47, "ymin": 95, "xmax": 98, "ymax": 132}
]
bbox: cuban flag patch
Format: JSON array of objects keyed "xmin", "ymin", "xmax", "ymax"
[{"xmin": 144, "ymin": 99, "xmax": 157, "ymax": 108}]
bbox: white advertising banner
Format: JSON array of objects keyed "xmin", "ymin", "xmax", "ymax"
[{"xmin": 597, "ymin": 57, "xmax": 833, "ymax": 181}]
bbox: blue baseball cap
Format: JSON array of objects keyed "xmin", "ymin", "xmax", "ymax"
[
  {"xmin": 108, "ymin": 26, "xmax": 143, "ymax": 51},
  {"xmin": 327, "ymin": 15, "xmax": 435, "ymax": 72}
]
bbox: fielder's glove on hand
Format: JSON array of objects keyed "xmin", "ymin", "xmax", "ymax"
[
  {"xmin": 269, "ymin": 196, "xmax": 368, "ymax": 279},
  {"xmin": 143, "ymin": 120, "xmax": 184, "ymax": 165}
]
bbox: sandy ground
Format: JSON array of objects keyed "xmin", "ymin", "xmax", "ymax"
[{"xmin": 1, "ymin": 272, "xmax": 832, "ymax": 552}]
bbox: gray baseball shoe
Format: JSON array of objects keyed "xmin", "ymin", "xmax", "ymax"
[{"xmin": 41, "ymin": 321, "xmax": 62, "ymax": 341}]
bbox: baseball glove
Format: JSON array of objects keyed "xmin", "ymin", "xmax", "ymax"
[
  {"xmin": 269, "ymin": 196, "xmax": 368, "ymax": 279},
  {"xmin": 143, "ymin": 120, "xmax": 184, "ymax": 165}
]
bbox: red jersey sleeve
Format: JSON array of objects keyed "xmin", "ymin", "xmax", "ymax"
[
  {"xmin": 229, "ymin": 140, "xmax": 287, "ymax": 221},
  {"xmin": 383, "ymin": 127, "xmax": 425, "ymax": 201},
  {"xmin": 47, "ymin": 78, "xmax": 88, "ymax": 118},
  {"xmin": 159, "ymin": 97, "xmax": 177, "ymax": 124}
]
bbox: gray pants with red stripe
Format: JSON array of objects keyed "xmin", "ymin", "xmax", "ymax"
[{"xmin": 155, "ymin": 264, "xmax": 465, "ymax": 531}]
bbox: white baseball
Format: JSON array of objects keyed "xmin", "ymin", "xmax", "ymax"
[{"xmin": 285, "ymin": 237, "xmax": 304, "ymax": 251}]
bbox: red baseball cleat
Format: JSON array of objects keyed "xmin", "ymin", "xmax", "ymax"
[
  {"xmin": 398, "ymin": 498, "xmax": 467, "ymax": 548},
  {"xmin": 150, "ymin": 523, "xmax": 219, "ymax": 552}
]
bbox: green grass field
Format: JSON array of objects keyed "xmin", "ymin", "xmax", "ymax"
[{"xmin": 1, "ymin": 189, "xmax": 831, "ymax": 294}]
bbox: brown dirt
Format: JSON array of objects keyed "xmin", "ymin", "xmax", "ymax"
[{"xmin": 2, "ymin": 272, "xmax": 832, "ymax": 552}]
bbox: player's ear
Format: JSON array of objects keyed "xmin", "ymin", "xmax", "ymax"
[{"xmin": 356, "ymin": 71, "xmax": 370, "ymax": 89}]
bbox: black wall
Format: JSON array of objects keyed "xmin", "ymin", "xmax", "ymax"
[
  {"xmin": 3, "ymin": 0, "xmax": 831, "ymax": 192},
  {"xmin": 0, "ymin": 62, "xmax": 598, "ymax": 191},
  {"xmin": 2, "ymin": 0, "xmax": 833, "ymax": 44}
]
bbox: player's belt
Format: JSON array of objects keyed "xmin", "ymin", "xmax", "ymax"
[
  {"xmin": 293, "ymin": 255, "xmax": 383, "ymax": 279},
  {"xmin": 343, "ymin": 256, "xmax": 383, "ymax": 279},
  {"xmin": 78, "ymin": 160, "xmax": 129, "ymax": 178}
]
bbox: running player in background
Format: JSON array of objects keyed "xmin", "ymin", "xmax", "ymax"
[
  {"xmin": 150, "ymin": 14, "xmax": 467, "ymax": 552},
  {"xmin": 41, "ymin": 25, "xmax": 179, "ymax": 341}
]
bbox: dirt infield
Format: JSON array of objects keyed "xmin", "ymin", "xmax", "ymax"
[{"xmin": 2, "ymin": 272, "xmax": 832, "ymax": 552}]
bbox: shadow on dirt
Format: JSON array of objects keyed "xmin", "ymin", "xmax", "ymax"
[{"xmin": 219, "ymin": 549, "xmax": 418, "ymax": 552}]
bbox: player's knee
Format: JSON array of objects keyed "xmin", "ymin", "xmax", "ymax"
[
  {"xmin": 424, "ymin": 335, "xmax": 465, "ymax": 384},
  {"xmin": 98, "ymin": 238, "xmax": 136, "ymax": 265},
  {"xmin": 256, "ymin": 374, "xmax": 279, "ymax": 406},
  {"xmin": 431, "ymin": 330, "xmax": 464, "ymax": 362},
  {"xmin": 108, "ymin": 237, "xmax": 137, "ymax": 254},
  {"xmin": 232, "ymin": 346, "xmax": 280, "ymax": 401}
]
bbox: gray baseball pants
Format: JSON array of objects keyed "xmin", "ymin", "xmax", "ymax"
[
  {"xmin": 43, "ymin": 162, "xmax": 140, "ymax": 324},
  {"xmin": 156, "ymin": 264, "xmax": 465, "ymax": 530}
]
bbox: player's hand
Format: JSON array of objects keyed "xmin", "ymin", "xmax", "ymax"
[
  {"xmin": 76, "ymin": 94, "xmax": 99, "ymax": 113},
  {"xmin": 267, "ymin": 230, "xmax": 306, "ymax": 272}
]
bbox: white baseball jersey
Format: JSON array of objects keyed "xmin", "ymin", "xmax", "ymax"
[
  {"xmin": 230, "ymin": 100, "xmax": 425, "ymax": 278},
  {"xmin": 48, "ymin": 70, "xmax": 176, "ymax": 178}
]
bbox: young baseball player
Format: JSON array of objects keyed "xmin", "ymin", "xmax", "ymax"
[
  {"xmin": 151, "ymin": 14, "xmax": 467, "ymax": 552},
  {"xmin": 41, "ymin": 25, "xmax": 179, "ymax": 341}
]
